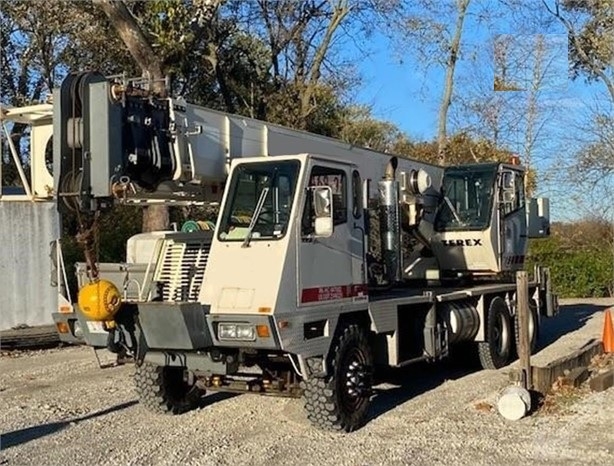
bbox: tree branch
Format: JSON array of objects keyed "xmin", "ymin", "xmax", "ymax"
[{"xmin": 543, "ymin": 0, "xmax": 614, "ymax": 102}]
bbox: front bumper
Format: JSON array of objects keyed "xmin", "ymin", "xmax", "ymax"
[{"xmin": 136, "ymin": 302, "xmax": 281, "ymax": 351}]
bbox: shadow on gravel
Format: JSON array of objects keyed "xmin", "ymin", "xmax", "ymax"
[
  {"xmin": 0, "ymin": 392, "xmax": 239, "ymax": 450},
  {"xmin": 198, "ymin": 391, "xmax": 239, "ymax": 408},
  {"xmin": 368, "ymin": 360, "xmax": 476, "ymax": 423},
  {"xmin": 537, "ymin": 303, "xmax": 608, "ymax": 351},
  {"xmin": 367, "ymin": 302, "xmax": 608, "ymax": 423},
  {"xmin": 0, "ymin": 400, "xmax": 137, "ymax": 449}
]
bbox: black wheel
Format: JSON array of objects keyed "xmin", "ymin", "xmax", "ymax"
[
  {"xmin": 301, "ymin": 324, "xmax": 373, "ymax": 432},
  {"xmin": 478, "ymin": 297, "xmax": 513, "ymax": 369},
  {"xmin": 514, "ymin": 300, "xmax": 539, "ymax": 355},
  {"xmin": 134, "ymin": 362, "xmax": 204, "ymax": 414}
]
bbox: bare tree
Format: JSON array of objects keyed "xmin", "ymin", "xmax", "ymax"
[
  {"xmin": 452, "ymin": 26, "xmax": 568, "ymax": 197},
  {"xmin": 541, "ymin": 0, "xmax": 613, "ymax": 219},
  {"xmin": 233, "ymin": 0, "xmax": 357, "ymax": 129},
  {"xmin": 1, "ymin": 1, "xmax": 96, "ymax": 185},
  {"xmin": 518, "ymin": 34, "xmax": 561, "ymax": 193},
  {"xmin": 437, "ymin": 0, "xmax": 471, "ymax": 164},
  {"xmin": 397, "ymin": 0, "xmax": 472, "ymax": 164}
]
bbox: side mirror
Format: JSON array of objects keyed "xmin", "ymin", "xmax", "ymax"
[
  {"xmin": 527, "ymin": 197, "xmax": 550, "ymax": 238},
  {"xmin": 312, "ymin": 186, "xmax": 333, "ymax": 237}
]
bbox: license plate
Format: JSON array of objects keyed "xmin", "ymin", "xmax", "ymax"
[{"xmin": 86, "ymin": 321, "xmax": 106, "ymax": 334}]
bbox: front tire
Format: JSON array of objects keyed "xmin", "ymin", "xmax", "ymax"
[
  {"xmin": 134, "ymin": 362, "xmax": 204, "ymax": 414},
  {"xmin": 302, "ymin": 323, "xmax": 373, "ymax": 432},
  {"xmin": 478, "ymin": 297, "xmax": 513, "ymax": 369}
]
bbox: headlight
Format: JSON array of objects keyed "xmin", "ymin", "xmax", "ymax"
[
  {"xmin": 73, "ymin": 320, "xmax": 84, "ymax": 339},
  {"xmin": 218, "ymin": 323, "xmax": 256, "ymax": 341}
]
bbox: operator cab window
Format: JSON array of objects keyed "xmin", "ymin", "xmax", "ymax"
[
  {"xmin": 435, "ymin": 164, "xmax": 497, "ymax": 231},
  {"xmin": 218, "ymin": 160, "xmax": 300, "ymax": 241},
  {"xmin": 302, "ymin": 166, "xmax": 347, "ymax": 236}
]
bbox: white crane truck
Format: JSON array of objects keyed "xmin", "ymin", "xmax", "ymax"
[{"xmin": 51, "ymin": 72, "xmax": 556, "ymax": 432}]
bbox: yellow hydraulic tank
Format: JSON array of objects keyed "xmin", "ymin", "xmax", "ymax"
[{"xmin": 78, "ymin": 279, "xmax": 122, "ymax": 321}]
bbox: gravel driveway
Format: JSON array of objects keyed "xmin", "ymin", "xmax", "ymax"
[{"xmin": 1, "ymin": 298, "xmax": 613, "ymax": 465}]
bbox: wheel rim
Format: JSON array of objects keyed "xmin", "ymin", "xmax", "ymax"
[
  {"xmin": 339, "ymin": 347, "xmax": 371, "ymax": 413},
  {"xmin": 516, "ymin": 304, "xmax": 536, "ymax": 347},
  {"xmin": 493, "ymin": 312, "xmax": 510, "ymax": 358},
  {"xmin": 528, "ymin": 306, "xmax": 536, "ymax": 343}
]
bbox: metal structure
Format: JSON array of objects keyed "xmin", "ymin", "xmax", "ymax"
[
  {"xmin": 48, "ymin": 72, "xmax": 556, "ymax": 432},
  {"xmin": 0, "ymin": 103, "xmax": 58, "ymax": 331},
  {"xmin": 1, "ymin": 103, "xmax": 54, "ymax": 201}
]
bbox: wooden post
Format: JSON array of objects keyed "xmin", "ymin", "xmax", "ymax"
[{"xmin": 516, "ymin": 271, "xmax": 532, "ymax": 390}]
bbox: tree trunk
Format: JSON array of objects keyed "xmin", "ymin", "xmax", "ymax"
[
  {"xmin": 437, "ymin": 0, "xmax": 470, "ymax": 165},
  {"xmin": 298, "ymin": 1, "xmax": 350, "ymax": 128},
  {"xmin": 93, "ymin": 0, "xmax": 164, "ymax": 92},
  {"xmin": 522, "ymin": 35, "xmax": 547, "ymax": 197}
]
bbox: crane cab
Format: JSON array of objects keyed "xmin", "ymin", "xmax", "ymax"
[{"xmin": 430, "ymin": 163, "xmax": 550, "ymax": 278}]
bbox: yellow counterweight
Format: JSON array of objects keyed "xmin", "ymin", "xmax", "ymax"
[{"xmin": 78, "ymin": 279, "xmax": 122, "ymax": 321}]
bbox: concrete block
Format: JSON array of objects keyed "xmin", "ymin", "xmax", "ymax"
[{"xmin": 589, "ymin": 367, "xmax": 614, "ymax": 392}]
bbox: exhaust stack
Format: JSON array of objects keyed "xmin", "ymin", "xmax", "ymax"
[{"xmin": 378, "ymin": 157, "xmax": 402, "ymax": 284}]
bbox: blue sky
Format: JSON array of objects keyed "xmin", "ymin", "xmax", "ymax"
[
  {"xmin": 353, "ymin": 29, "xmax": 574, "ymax": 142},
  {"xmin": 351, "ymin": 31, "xmax": 439, "ymax": 140},
  {"xmin": 348, "ymin": 12, "xmax": 610, "ymax": 222}
]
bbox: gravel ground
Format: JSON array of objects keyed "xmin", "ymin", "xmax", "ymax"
[{"xmin": 1, "ymin": 298, "xmax": 613, "ymax": 466}]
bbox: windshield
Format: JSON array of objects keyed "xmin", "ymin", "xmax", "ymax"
[
  {"xmin": 435, "ymin": 164, "xmax": 497, "ymax": 231},
  {"xmin": 218, "ymin": 160, "xmax": 300, "ymax": 241}
]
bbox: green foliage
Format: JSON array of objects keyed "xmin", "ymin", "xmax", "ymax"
[
  {"xmin": 97, "ymin": 207, "xmax": 144, "ymax": 262},
  {"xmin": 337, "ymin": 105, "xmax": 406, "ymax": 152},
  {"xmin": 263, "ymin": 83, "xmax": 346, "ymax": 136},
  {"xmin": 391, "ymin": 132, "xmax": 515, "ymax": 166},
  {"xmin": 562, "ymin": 0, "xmax": 614, "ymax": 85},
  {"xmin": 526, "ymin": 219, "xmax": 614, "ymax": 298}
]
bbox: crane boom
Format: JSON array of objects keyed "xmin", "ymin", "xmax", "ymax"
[{"xmin": 53, "ymin": 71, "xmax": 442, "ymax": 211}]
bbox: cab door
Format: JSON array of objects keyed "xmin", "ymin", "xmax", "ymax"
[
  {"xmin": 499, "ymin": 168, "xmax": 528, "ymax": 270},
  {"xmin": 297, "ymin": 161, "xmax": 366, "ymax": 306}
]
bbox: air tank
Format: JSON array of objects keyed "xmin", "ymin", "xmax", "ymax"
[{"xmin": 442, "ymin": 301, "xmax": 480, "ymax": 343}]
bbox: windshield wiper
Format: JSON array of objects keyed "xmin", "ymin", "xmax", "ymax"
[
  {"xmin": 242, "ymin": 187, "xmax": 270, "ymax": 248},
  {"xmin": 443, "ymin": 196, "xmax": 463, "ymax": 224}
]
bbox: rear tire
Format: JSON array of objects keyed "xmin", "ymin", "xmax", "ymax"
[
  {"xmin": 478, "ymin": 297, "xmax": 513, "ymax": 369},
  {"xmin": 302, "ymin": 323, "xmax": 373, "ymax": 432},
  {"xmin": 134, "ymin": 362, "xmax": 204, "ymax": 414}
]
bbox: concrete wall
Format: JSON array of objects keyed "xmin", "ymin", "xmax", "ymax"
[{"xmin": 0, "ymin": 201, "xmax": 59, "ymax": 330}]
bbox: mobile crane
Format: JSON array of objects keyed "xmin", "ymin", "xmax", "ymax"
[{"xmin": 51, "ymin": 71, "xmax": 555, "ymax": 432}]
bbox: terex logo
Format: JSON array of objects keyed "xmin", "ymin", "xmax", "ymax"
[{"xmin": 441, "ymin": 239, "xmax": 483, "ymax": 246}]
